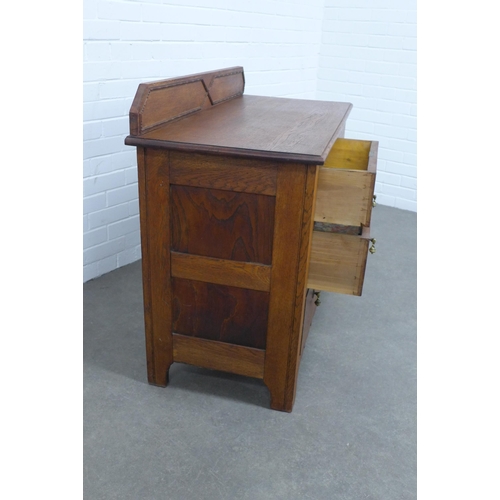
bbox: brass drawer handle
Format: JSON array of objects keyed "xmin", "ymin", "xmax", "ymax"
[
  {"xmin": 372, "ymin": 195, "xmax": 377, "ymax": 207},
  {"xmin": 369, "ymin": 238, "xmax": 376, "ymax": 254}
]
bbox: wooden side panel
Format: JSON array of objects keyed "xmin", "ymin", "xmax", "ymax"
[
  {"xmin": 171, "ymin": 185, "xmax": 275, "ymax": 264},
  {"xmin": 307, "ymin": 229, "xmax": 370, "ymax": 296},
  {"xmin": 170, "ymin": 151, "xmax": 277, "ymax": 195},
  {"xmin": 171, "ymin": 252, "xmax": 271, "ymax": 292},
  {"xmin": 139, "ymin": 148, "xmax": 173, "ymax": 386},
  {"xmin": 172, "ymin": 278, "xmax": 269, "ymax": 349},
  {"xmin": 263, "ymin": 163, "xmax": 311, "ymax": 412},
  {"xmin": 173, "ymin": 334, "xmax": 265, "ymax": 379}
]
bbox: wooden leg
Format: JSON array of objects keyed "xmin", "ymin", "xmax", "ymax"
[
  {"xmin": 148, "ymin": 346, "xmax": 172, "ymax": 387},
  {"xmin": 266, "ymin": 383, "xmax": 294, "ymax": 413},
  {"xmin": 263, "ymin": 164, "xmax": 317, "ymax": 413},
  {"xmin": 140, "ymin": 148, "xmax": 173, "ymax": 389},
  {"xmin": 147, "ymin": 363, "xmax": 170, "ymax": 387}
]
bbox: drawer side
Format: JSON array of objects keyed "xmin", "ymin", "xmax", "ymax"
[
  {"xmin": 314, "ymin": 139, "xmax": 377, "ymax": 228},
  {"xmin": 307, "ymin": 229, "xmax": 370, "ymax": 296}
]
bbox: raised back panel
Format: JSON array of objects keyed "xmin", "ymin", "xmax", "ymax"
[
  {"xmin": 129, "ymin": 67, "xmax": 245, "ymax": 135},
  {"xmin": 139, "ymin": 81, "xmax": 207, "ymax": 134},
  {"xmin": 208, "ymin": 70, "xmax": 247, "ymax": 105}
]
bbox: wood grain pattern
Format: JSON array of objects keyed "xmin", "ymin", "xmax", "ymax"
[
  {"xmin": 283, "ymin": 164, "xmax": 319, "ymax": 409},
  {"xmin": 314, "ymin": 170, "xmax": 375, "ymax": 227},
  {"xmin": 126, "ymin": 95, "xmax": 352, "ymax": 164},
  {"xmin": 171, "ymin": 185, "xmax": 275, "ymax": 264},
  {"xmin": 208, "ymin": 70, "xmax": 245, "ymax": 105},
  {"xmin": 125, "ymin": 68, "xmax": 369, "ymax": 411},
  {"xmin": 172, "ymin": 278, "xmax": 269, "ymax": 349},
  {"xmin": 314, "ymin": 140, "xmax": 377, "ymax": 228},
  {"xmin": 170, "ymin": 151, "xmax": 277, "ymax": 195},
  {"xmin": 129, "ymin": 67, "xmax": 244, "ymax": 135},
  {"xmin": 323, "ymin": 138, "xmax": 373, "ymax": 170},
  {"xmin": 313, "ymin": 222, "xmax": 362, "ymax": 235},
  {"xmin": 171, "ymin": 252, "xmax": 271, "ymax": 292},
  {"xmin": 173, "ymin": 333, "xmax": 265, "ymax": 379},
  {"xmin": 140, "ymin": 148, "xmax": 173, "ymax": 386},
  {"xmin": 136, "ymin": 147, "xmax": 155, "ymax": 383},
  {"xmin": 263, "ymin": 163, "xmax": 308, "ymax": 412},
  {"xmin": 307, "ymin": 227, "xmax": 371, "ymax": 296},
  {"xmin": 140, "ymin": 81, "xmax": 207, "ymax": 134}
]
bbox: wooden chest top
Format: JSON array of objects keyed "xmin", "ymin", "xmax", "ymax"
[{"xmin": 124, "ymin": 67, "xmax": 352, "ymax": 164}]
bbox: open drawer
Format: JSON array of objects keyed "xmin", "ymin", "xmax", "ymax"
[
  {"xmin": 314, "ymin": 138, "xmax": 378, "ymax": 229},
  {"xmin": 308, "ymin": 227, "xmax": 372, "ymax": 296},
  {"xmin": 307, "ymin": 138, "xmax": 378, "ymax": 296}
]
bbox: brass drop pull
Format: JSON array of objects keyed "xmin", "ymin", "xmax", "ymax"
[
  {"xmin": 369, "ymin": 238, "xmax": 376, "ymax": 254},
  {"xmin": 372, "ymin": 195, "xmax": 377, "ymax": 207},
  {"xmin": 313, "ymin": 290, "xmax": 321, "ymax": 306}
]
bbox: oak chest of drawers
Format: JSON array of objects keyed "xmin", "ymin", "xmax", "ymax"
[{"xmin": 125, "ymin": 67, "xmax": 377, "ymax": 412}]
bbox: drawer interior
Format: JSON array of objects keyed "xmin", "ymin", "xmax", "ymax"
[
  {"xmin": 323, "ymin": 138, "xmax": 373, "ymax": 171},
  {"xmin": 314, "ymin": 138, "xmax": 377, "ymax": 229}
]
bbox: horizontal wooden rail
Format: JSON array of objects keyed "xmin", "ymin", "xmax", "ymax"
[
  {"xmin": 171, "ymin": 252, "xmax": 271, "ymax": 292},
  {"xmin": 170, "ymin": 151, "xmax": 277, "ymax": 196},
  {"xmin": 172, "ymin": 333, "xmax": 265, "ymax": 379}
]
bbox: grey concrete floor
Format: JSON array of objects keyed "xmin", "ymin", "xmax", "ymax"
[{"xmin": 84, "ymin": 205, "xmax": 416, "ymax": 500}]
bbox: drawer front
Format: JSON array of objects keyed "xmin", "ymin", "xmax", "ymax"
[
  {"xmin": 314, "ymin": 139, "xmax": 377, "ymax": 228},
  {"xmin": 307, "ymin": 227, "xmax": 371, "ymax": 296}
]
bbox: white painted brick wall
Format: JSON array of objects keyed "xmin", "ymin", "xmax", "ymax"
[
  {"xmin": 317, "ymin": 0, "xmax": 417, "ymax": 212},
  {"xmin": 83, "ymin": 0, "xmax": 326, "ymax": 282},
  {"xmin": 83, "ymin": 0, "xmax": 417, "ymax": 282}
]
